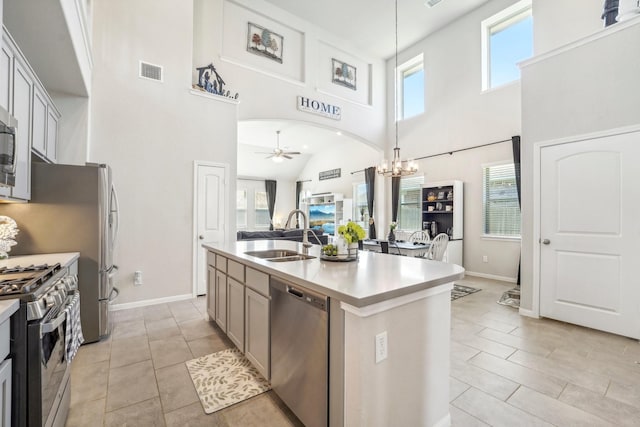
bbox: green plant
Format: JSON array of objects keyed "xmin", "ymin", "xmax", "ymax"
[
  {"xmin": 337, "ymin": 221, "xmax": 366, "ymax": 244},
  {"xmin": 389, "ymin": 222, "xmax": 397, "ymax": 231}
]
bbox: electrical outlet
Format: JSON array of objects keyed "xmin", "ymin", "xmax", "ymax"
[
  {"xmin": 482, "ymin": 255, "xmax": 488, "ymax": 263},
  {"xmin": 375, "ymin": 331, "xmax": 388, "ymax": 364},
  {"xmin": 134, "ymin": 271, "xmax": 143, "ymax": 286}
]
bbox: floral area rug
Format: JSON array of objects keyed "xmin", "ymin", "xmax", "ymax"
[
  {"xmin": 451, "ymin": 284, "xmax": 481, "ymax": 301},
  {"xmin": 186, "ymin": 348, "xmax": 271, "ymax": 414}
]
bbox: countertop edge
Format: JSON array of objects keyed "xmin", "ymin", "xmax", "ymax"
[{"xmin": 205, "ymin": 243, "xmax": 464, "ymax": 307}]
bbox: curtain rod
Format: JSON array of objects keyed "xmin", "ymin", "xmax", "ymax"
[
  {"xmin": 238, "ymin": 177, "xmax": 313, "ymax": 183},
  {"xmin": 350, "ymin": 136, "xmax": 516, "ymax": 174}
]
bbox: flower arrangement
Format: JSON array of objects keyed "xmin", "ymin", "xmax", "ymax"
[
  {"xmin": 337, "ymin": 221, "xmax": 365, "ymax": 244},
  {"xmin": 0, "ymin": 216, "xmax": 19, "ymax": 259},
  {"xmin": 389, "ymin": 222, "xmax": 397, "ymax": 231}
]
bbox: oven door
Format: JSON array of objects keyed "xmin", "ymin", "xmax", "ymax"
[{"xmin": 39, "ymin": 310, "xmax": 70, "ymax": 427}]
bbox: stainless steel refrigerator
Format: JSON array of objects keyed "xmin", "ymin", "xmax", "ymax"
[{"xmin": 0, "ymin": 162, "xmax": 119, "ymax": 342}]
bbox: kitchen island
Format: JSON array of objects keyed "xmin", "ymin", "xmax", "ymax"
[{"xmin": 204, "ymin": 239, "xmax": 464, "ymax": 427}]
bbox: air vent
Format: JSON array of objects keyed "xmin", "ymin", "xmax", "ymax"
[
  {"xmin": 139, "ymin": 61, "xmax": 163, "ymax": 82},
  {"xmin": 425, "ymin": 0, "xmax": 443, "ymax": 7}
]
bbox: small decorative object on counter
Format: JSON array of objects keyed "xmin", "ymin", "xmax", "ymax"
[
  {"xmin": 337, "ymin": 221, "xmax": 365, "ymax": 260},
  {"xmin": 0, "ymin": 216, "xmax": 18, "ymax": 259},
  {"xmin": 388, "ymin": 222, "xmax": 397, "ymax": 244}
]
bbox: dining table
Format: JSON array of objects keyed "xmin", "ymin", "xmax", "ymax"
[{"xmin": 362, "ymin": 239, "xmax": 430, "ymax": 257}]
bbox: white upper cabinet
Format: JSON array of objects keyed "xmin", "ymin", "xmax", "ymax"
[
  {"xmin": 31, "ymin": 85, "xmax": 46, "ymax": 156},
  {"xmin": 11, "ymin": 58, "xmax": 32, "ymax": 200}
]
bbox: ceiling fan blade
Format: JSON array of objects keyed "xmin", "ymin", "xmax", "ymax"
[
  {"xmin": 264, "ymin": 154, "xmax": 275, "ymax": 159},
  {"xmin": 283, "ymin": 155, "xmax": 293, "ymax": 159},
  {"xmin": 282, "ymin": 151, "xmax": 301, "ymax": 155},
  {"xmin": 255, "ymin": 151, "xmax": 274, "ymax": 155}
]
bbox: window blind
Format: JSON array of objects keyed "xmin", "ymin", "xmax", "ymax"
[{"xmin": 483, "ymin": 163, "xmax": 521, "ymax": 236}]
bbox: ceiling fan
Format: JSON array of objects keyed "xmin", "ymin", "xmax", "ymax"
[{"xmin": 256, "ymin": 130, "xmax": 301, "ymax": 162}]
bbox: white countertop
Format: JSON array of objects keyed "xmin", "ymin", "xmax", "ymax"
[
  {"xmin": 0, "ymin": 299, "xmax": 19, "ymax": 324},
  {"xmin": 204, "ymin": 240, "xmax": 464, "ymax": 307},
  {"xmin": 0, "ymin": 252, "xmax": 80, "ymax": 269}
]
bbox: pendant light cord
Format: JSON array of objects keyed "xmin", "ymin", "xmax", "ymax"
[{"xmin": 394, "ymin": 0, "xmax": 399, "ymax": 152}]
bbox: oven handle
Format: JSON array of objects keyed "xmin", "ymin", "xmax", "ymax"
[{"xmin": 41, "ymin": 311, "xmax": 66, "ymax": 335}]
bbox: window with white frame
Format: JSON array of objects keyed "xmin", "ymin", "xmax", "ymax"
[
  {"xmin": 397, "ymin": 175, "xmax": 424, "ymax": 231},
  {"xmin": 397, "ymin": 54, "xmax": 424, "ymax": 120},
  {"xmin": 483, "ymin": 163, "xmax": 521, "ymax": 237},
  {"xmin": 353, "ymin": 182, "xmax": 370, "ymax": 225},
  {"xmin": 236, "ymin": 181, "xmax": 271, "ymax": 230},
  {"xmin": 481, "ymin": 0, "xmax": 533, "ymax": 90}
]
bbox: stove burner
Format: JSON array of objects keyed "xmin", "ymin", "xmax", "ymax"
[
  {"xmin": 0, "ymin": 263, "xmax": 63, "ymax": 299},
  {"xmin": 0, "ymin": 263, "xmax": 51, "ymax": 274}
]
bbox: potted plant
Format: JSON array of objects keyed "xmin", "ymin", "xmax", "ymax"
[
  {"xmin": 337, "ymin": 221, "xmax": 366, "ymax": 258},
  {"xmin": 388, "ymin": 222, "xmax": 397, "ymax": 244}
]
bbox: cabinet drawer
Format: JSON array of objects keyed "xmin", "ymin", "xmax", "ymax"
[
  {"xmin": 246, "ymin": 267, "xmax": 269, "ymax": 296},
  {"xmin": 215, "ymin": 255, "xmax": 227, "ymax": 273},
  {"xmin": 227, "ymin": 260, "xmax": 245, "ymax": 282},
  {"xmin": 207, "ymin": 251, "xmax": 216, "ymax": 268},
  {"xmin": 0, "ymin": 319, "xmax": 9, "ymax": 361}
]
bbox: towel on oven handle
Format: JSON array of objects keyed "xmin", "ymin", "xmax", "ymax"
[{"xmin": 64, "ymin": 292, "xmax": 84, "ymax": 362}]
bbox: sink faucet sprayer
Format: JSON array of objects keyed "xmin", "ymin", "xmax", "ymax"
[{"xmin": 284, "ymin": 209, "xmax": 318, "ymax": 255}]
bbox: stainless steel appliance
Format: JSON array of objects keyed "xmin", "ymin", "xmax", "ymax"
[
  {"xmin": 0, "ymin": 163, "xmax": 120, "ymax": 342},
  {"xmin": 270, "ymin": 277, "xmax": 328, "ymax": 427},
  {"xmin": 0, "ymin": 105, "xmax": 17, "ymax": 187},
  {"xmin": 0, "ymin": 263, "xmax": 79, "ymax": 427}
]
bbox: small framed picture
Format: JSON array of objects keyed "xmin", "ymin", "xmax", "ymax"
[
  {"xmin": 427, "ymin": 206, "xmax": 434, "ymax": 212},
  {"xmin": 436, "ymin": 202, "xmax": 444, "ymax": 211},
  {"xmin": 437, "ymin": 191, "xmax": 445, "ymax": 200},
  {"xmin": 331, "ymin": 58, "xmax": 356, "ymax": 90},
  {"xmin": 247, "ymin": 22, "xmax": 283, "ymax": 64}
]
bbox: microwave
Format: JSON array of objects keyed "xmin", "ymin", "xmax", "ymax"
[{"xmin": 0, "ymin": 105, "xmax": 17, "ymax": 187}]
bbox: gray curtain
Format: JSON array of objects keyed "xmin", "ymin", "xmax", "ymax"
[
  {"xmin": 265, "ymin": 180, "xmax": 277, "ymax": 230},
  {"xmin": 512, "ymin": 136, "xmax": 521, "ymax": 286},
  {"xmin": 364, "ymin": 167, "xmax": 377, "ymax": 239},
  {"xmin": 602, "ymin": 0, "xmax": 619, "ymax": 26},
  {"xmin": 391, "ymin": 176, "xmax": 400, "ymax": 223},
  {"xmin": 295, "ymin": 181, "xmax": 303, "ymax": 228}
]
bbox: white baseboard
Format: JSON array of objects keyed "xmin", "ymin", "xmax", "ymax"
[
  {"xmin": 518, "ymin": 307, "xmax": 539, "ymax": 318},
  {"xmin": 110, "ymin": 293, "xmax": 195, "ymax": 311},
  {"xmin": 464, "ymin": 271, "xmax": 517, "ymax": 284}
]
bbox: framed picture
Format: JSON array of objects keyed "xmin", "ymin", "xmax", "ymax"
[
  {"xmin": 331, "ymin": 58, "xmax": 356, "ymax": 90},
  {"xmin": 247, "ymin": 22, "xmax": 283, "ymax": 64},
  {"xmin": 437, "ymin": 191, "xmax": 445, "ymax": 200}
]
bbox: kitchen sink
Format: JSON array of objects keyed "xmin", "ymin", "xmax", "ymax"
[
  {"xmin": 245, "ymin": 249, "xmax": 300, "ymax": 259},
  {"xmin": 267, "ymin": 255, "xmax": 316, "ymax": 262},
  {"xmin": 244, "ymin": 250, "xmax": 316, "ymax": 262}
]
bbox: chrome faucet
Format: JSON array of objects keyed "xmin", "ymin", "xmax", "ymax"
[{"xmin": 285, "ymin": 209, "xmax": 313, "ymax": 255}]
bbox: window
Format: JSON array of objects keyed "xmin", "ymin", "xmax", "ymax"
[
  {"xmin": 397, "ymin": 54, "xmax": 424, "ymax": 120},
  {"xmin": 483, "ymin": 163, "xmax": 520, "ymax": 237},
  {"xmin": 482, "ymin": 0, "xmax": 533, "ymax": 90},
  {"xmin": 353, "ymin": 182, "xmax": 370, "ymax": 225},
  {"xmin": 397, "ymin": 175, "xmax": 424, "ymax": 231},
  {"xmin": 254, "ymin": 191, "xmax": 270, "ymax": 228},
  {"xmin": 236, "ymin": 190, "xmax": 247, "ymax": 228},
  {"xmin": 236, "ymin": 181, "xmax": 271, "ymax": 230}
]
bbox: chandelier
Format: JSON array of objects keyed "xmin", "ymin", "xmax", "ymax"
[{"xmin": 377, "ymin": 0, "xmax": 418, "ymax": 178}]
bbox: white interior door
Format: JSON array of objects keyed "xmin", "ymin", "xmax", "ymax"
[
  {"xmin": 539, "ymin": 131, "xmax": 640, "ymax": 339},
  {"xmin": 195, "ymin": 163, "xmax": 226, "ymax": 295}
]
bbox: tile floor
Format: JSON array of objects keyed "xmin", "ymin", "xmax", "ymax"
[{"xmin": 65, "ymin": 276, "xmax": 640, "ymax": 426}]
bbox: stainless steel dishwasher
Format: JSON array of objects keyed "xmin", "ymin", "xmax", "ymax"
[{"xmin": 270, "ymin": 276, "xmax": 329, "ymax": 427}]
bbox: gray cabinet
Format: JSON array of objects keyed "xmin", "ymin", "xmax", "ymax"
[
  {"xmin": 245, "ymin": 267, "xmax": 270, "ymax": 380},
  {"xmin": 227, "ymin": 277, "xmax": 245, "ymax": 352},
  {"xmin": 0, "ymin": 359, "xmax": 10, "ymax": 426},
  {"xmin": 206, "ymin": 265, "xmax": 215, "ymax": 321},
  {"xmin": 215, "ymin": 269, "xmax": 227, "ymax": 333},
  {"xmin": 46, "ymin": 108, "xmax": 58, "ymax": 163},
  {"xmin": 31, "ymin": 85, "xmax": 47, "ymax": 156}
]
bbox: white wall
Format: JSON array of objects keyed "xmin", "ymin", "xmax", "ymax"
[
  {"xmin": 193, "ymin": 0, "xmax": 387, "ymax": 149},
  {"xmin": 50, "ymin": 91, "xmax": 89, "ymax": 165},
  {"xmin": 90, "ymin": 0, "xmax": 238, "ymax": 304},
  {"xmin": 520, "ymin": 17, "xmax": 640, "ymax": 310}
]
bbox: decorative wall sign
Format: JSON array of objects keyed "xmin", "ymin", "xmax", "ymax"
[
  {"xmin": 297, "ymin": 96, "xmax": 341, "ymax": 120},
  {"xmin": 247, "ymin": 22, "xmax": 283, "ymax": 64},
  {"xmin": 332, "ymin": 59, "xmax": 356, "ymax": 91},
  {"xmin": 319, "ymin": 168, "xmax": 341, "ymax": 181},
  {"xmin": 194, "ymin": 63, "xmax": 239, "ymax": 100}
]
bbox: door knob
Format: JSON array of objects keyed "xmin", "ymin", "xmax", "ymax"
[
  {"xmin": 541, "ymin": 239, "xmax": 550, "ymax": 245},
  {"xmin": 199, "ymin": 235, "xmax": 204, "ymax": 240}
]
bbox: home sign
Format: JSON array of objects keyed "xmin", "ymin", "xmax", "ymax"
[{"xmin": 297, "ymin": 96, "xmax": 341, "ymax": 120}]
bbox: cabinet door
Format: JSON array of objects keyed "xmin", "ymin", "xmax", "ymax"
[
  {"xmin": 227, "ymin": 278, "xmax": 245, "ymax": 352},
  {"xmin": 245, "ymin": 288, "xmax": 269, "ymax": 379},
  {"xmin": 0, "ymin": 358, "xmax": 11, "ymax": 427},
  {"xmin": 0, "ymin": 40, "xmax": 11, "ymax": 112},
  {"xmin": 215, "ymin": 270, "xmax": 227, "ymax": 332},
  {"xmin": 31, "ymin": 86, "xmax": 47, "ymax": 156},
  {"xmin": 46, "ymin": 108, "xmax": 58, "ymax": 163},
  {"xmin": 206, "ymin": 266, "xmax": 216, "ymax": 321},
  {"xmin": 10, "ymin": 59, "xmax": 32, "ymax": 200}
]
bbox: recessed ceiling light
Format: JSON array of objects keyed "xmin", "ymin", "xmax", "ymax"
[{"xmin": 424, "ymin": 0, "xmax": 442, "ymax": 7}]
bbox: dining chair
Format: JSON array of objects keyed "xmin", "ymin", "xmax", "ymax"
[
  {"xmin": 408, "ymin": 230, "xmax": 430, "ymax": 258},
  {"xmin": 425, "ymin": 233, "xmax": 449, "ymax": 261}
]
